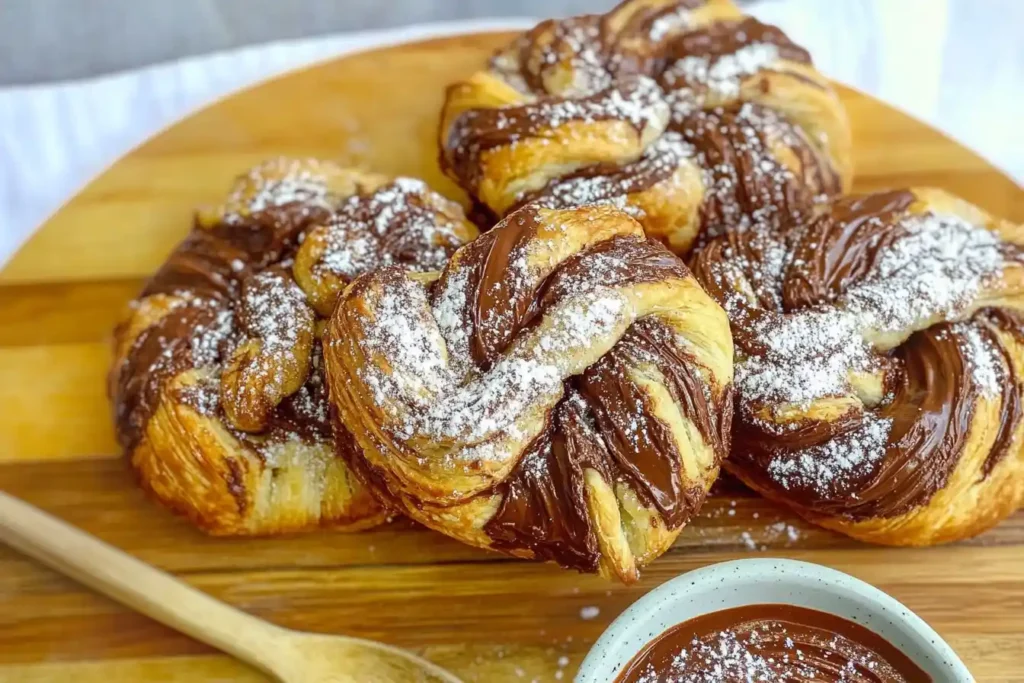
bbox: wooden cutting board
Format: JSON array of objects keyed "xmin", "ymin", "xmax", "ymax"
[{"xmin": 0, "ymin": 31, "xmax": 1021, "ymax": 683}]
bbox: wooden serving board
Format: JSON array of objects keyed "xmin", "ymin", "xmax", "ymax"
[{"xmin": 0, "ymin": 31, "xmax": 1021, "ymax": 683}]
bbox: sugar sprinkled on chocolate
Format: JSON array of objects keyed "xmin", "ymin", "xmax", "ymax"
[
  {"xmin": 768, "ymin": 414, "xmax": 893, "ymax": 494},
  {"xmin": 522, "ymin": 132, "xmax": 694, "ymax": 215},
  {"xmin": 953, "ymin": 322, "xmax": 1002, "ymax": 396},
  {"xmin": 736, "ymin": 212, "xmax": 1003, "ymax": 409},
  {"xmin": 630, "ymin": 617, "xmax": 900, "ymax": 683},
  {"xmin": 699, "ymin": 201, "xmax": 1010, "ymax": 498},
  {"xmin": 221, "ymin": 157, "xmax": 340, "ymax": 223},
  {"xmin": 648, "ymin": 7, "xmax": 694, "ymax": 43},
  {"xmin": 664, "ymin": 43, "xmax": 781, "ymax": 97},
  {"xmin": 353, "ymin": 272, "xmax": 629, "ymax": 447},
  {"xmin": 318, "ymin": 178, "xmax": 464, "ymax": 280},
  {"xmin": 121, "ymin": 160, "xmax": 473, "ymax": 479}
]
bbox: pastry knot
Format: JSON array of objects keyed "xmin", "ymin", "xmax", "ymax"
[
  {"xmin": 690, "ymin": 187, "xmax": 1024, "ymax": 544},
  {"xmin": 109, "ymin": 158, "xmax": 477, "ymax": 535},
  {"xmin": 439, "ymin": 0, "xmax": 851, "ymax": 253},
  {"xmin": 324, "ymin": 203, "xmax": 734, "ymax": 581}
]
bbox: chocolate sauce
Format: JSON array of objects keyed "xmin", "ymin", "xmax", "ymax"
[
  {"xmin": 617, "ymin": 604, "xmax": 931, "ymax": 682},
  {"xmin": 510, "ymin": 15, "xmax": 610, "ymax": 94},
  {"xmin": 979, "ymin": 310, "xmax": 1024, "ymax": 476},
  {"xmin": 605, "ymin": 0, "xmax": 707, "ymax": 50},
  {"xmin": 784, "ymin": 190, "xmax": 916, "ymax": 310},
  {"xmin": 443, "ymin": 77, "xmax": 663, "ymax": 195},
  {"xmin": 465, "ymin": 206, "xmax": 695, "ymax": 369},
  {"xmin": 142, "ymin": 229, "xmax": 247, "ymax": 300},
  {"xmin": 471, "ymin": 224, "xmax": 731, "ymax": 572},
  {"xmin": 583, "ymin": 319, "xmax": 729, "ymax": 521},
  {"xmin": 513, "ymin": 133, "xmax": 690, "ymax": 214},
  {"xmin": 486, "ymin": 320, "xmax": 732, "ymax": 574},
  {"xmin": 470, "ymin": 207, "xmax": 545, "ymax": 368},
  {"xmin": 113, "ymin": 299, "xmax": 231, "ymax": 451},
  {"xmin": 485, "ymin": 402, "xmax": 604, "ymax": 571},
  {"xmin": 207, "ymin": 204, "xmax": 332, "ymax": 269},
  {"xmin": 732, "ymin": 324, "xmax": 985, "ymax": 519},
  {"xmin": 673, "ymin": 103, "xmax": 841, "ymax": 237}
]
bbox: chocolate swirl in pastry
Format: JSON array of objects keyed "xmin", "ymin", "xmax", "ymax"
[
  {"xmin": 323, "ymin": 203, "xmax": 733, "ymax": 581},
  {"xmin": 690, "ymin": 187, "xmax": 1024, "ymax": 545},
  {"xmin": 439, "ymin": 0, "xmax": 850, "ymax": 253},
  {"xmin": 109, "ymin": 158, "xmax": 477, "ymax": 535}
]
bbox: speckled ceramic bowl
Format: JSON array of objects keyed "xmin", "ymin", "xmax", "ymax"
[{"xmin": 576, "ymin": 558, "xmax": 972, "ymax": 682}]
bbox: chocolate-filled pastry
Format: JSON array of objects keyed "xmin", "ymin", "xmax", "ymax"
[
  {"xmin": 324, "ymin": 203, "xmax": 734, "ymax": 581},
  {"xmin": 109, "ymin": 158, "xmax": 477, "ymax": 535},
  {"xmin": 439, "ymin": 0, "xmax": 850, "ymax": 253},
  {"xmin": 690, "ymin": 187, "xmax": 1024, "ymax": 545}
]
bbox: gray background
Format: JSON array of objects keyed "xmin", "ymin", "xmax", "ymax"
[{"xmin": 0, "ymin": 0, "xmax": 612, "ymax": 84}]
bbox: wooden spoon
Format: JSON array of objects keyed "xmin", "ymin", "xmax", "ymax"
[{"xmin": 0, "ymin": 491, "xmax": 461, "ymax": 683}]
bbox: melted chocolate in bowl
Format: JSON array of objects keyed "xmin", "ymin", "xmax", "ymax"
[{"xmin": 617, "ymin": 604, "xmax": 930, "ymax": 683}]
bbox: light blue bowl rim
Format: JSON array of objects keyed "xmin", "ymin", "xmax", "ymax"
[{"xmin": 575, "ymin": 557, "xmax": 973, "ymax": 682}]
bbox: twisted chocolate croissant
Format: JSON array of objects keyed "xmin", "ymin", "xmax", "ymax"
[
  {"xmin": 109, "ymin": 158, "xmax": 477, "ymax": 535},
  {"xmin": 691, "ymin": 188, "xmax": 1024, "ymax": 545},
  {"xmin": 439, "ymin": 0, "xmax": 850, "ymax": 253},
  {"xmin": 324, "ymin": 203, "xmax": 733, "ymax": 581}
]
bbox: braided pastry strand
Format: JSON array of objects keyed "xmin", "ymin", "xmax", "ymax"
[
  {"xmin": 439, "ymin": 0, "xmax": 850, "ymax": 254},
  {"xmin": 109, "ymin": 158, "xmax": 477, "ymax": 535},
  {"xmin": 690, "ymin": 188, "xmax": 1024, "ymax": 545},
  {"xmin": 324, "ymin": 203, "xmax": 733, "ymax": 581}
]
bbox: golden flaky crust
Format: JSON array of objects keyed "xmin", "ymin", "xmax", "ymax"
[
  {"xmin": 109, "ymin": 158, "xmax": 477, "ymax": 535},
  {"xmin": 690, "ymin": 187, "xmax": 1024, "ymax": 546},
  {"xmin": 324, "ymin": 204, "xmax": 734, "ymax": 581},
  {"xmin": 439, "ymin": 0, "xmax": 851, "ymax": 253}
]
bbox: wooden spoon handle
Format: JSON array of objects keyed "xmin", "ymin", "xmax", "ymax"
[{"xmin": 0, "ymin": 491, "xmax": 289, "ymax": 677}]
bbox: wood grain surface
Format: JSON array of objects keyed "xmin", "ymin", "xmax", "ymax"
[{"xmin": 0, "ymin": 31, "xmax": 1021, "ymax": 683}]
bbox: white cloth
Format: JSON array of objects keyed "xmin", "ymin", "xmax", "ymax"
[{"xmin": 1, "ymin": 1, "xmax": 1021, "ymax": 267}]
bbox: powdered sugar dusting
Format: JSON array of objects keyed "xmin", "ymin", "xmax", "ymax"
[
  {"xmin": 699, "ymin": 201, "xmax": 1009, "ymax": 495},
  {"xmin": 448, "ymin": 76, "xmax": 667, "ymax": 155},
  {"xmin": 222, "ymin": 157, "xmax": 338, "ymax": 223},
  {"xmin": 425, "ymin": 292, "xmax": 627, "ymax": 445},
  {"xmin": 844, "ymin": 213, "xmax": 1002, "ymax": 332},
  {"xmin": 663, "ymin": 43, "xmax": 782, "ymax": 98},
  {"xmin": 242, "ymin": 270, "xmax": 312, "ymax": 357},
  {"xmin": 648, "ymin": 8, "xmax": 694, "ymax": 43},
  {"xmin": 951, "ymin": 322, "xmax": 1002, "ymax": 397},
  {"xmin": 632, "ymin": 619, "xmax": 897, "ymax": 682},
  {"xmin": 768, "ymin": 413, "xmax": 893, "ymax": 495},
  {"xmin": 188, "ymin": 303, "xmax": 235, "ymax": 368},
  {"xmin": 736, "ymin": 212, "xmax": 1003, "ymax": 410},
  {"xmin": 430, "ymin": 266, "xmax": 474, "ymax": 376},
  {"xmin": 357, "ymin": 277, "xmax": 453, "ymax": 407},
  {"xmin": 350, "ymin": 267, "xmax": 633, "ymax": 458},
  {"xmin": 738, "ymin": 307, "xmax": 870, "ymax": 406},
  {"xmin": 233, "ymin": 269, "xmax": 314, "ymax": 391},
  {"xmin": 677, "ymin": 103, "xmax": 810, "ymax": 235},
  {"xmin": 548, "ymin": 17, "xmax": 611, "ymax": 95},
  {"xmin": 523, "ymin": 132, "xmax": 693, "ymax": 214},
  {"xmin": 318, "ymin": 178, "xmax": 464, "ymax": 280}
]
